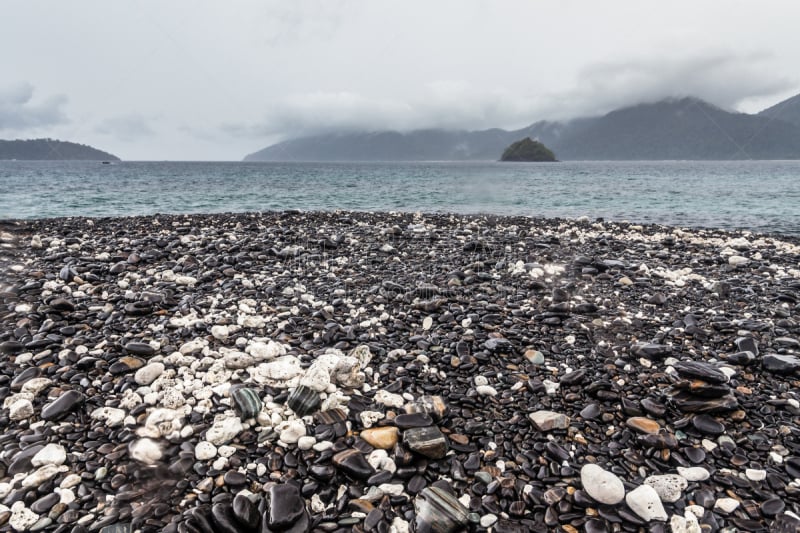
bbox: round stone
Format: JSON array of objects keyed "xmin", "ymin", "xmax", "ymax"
[{"xmin": 581, "ymin": 464, "xmax": 625, "ymax": 505}]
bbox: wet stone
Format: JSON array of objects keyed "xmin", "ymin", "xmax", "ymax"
[
  {"xmin": 691, "ymin": 414, "xmax": 725, "ymax": 435},
  {"xmin": 267, "ymin": 483, "xmax": 306, "ymax": 529},
  {"xmin": 673, "ymin": 361, "xmax": 729, "ymax": 384},
  {"xmin": 762, "ymin": 354, "xmax": 800, "ymax": 374},
  {"xmin": 626, "ymin": 417, "xmax": 661, "ymax": 434},
  {"xmin": 394, "ymin": 412, "xmax": 434, "ymax": 429},
  {"xmin": 414, "ymin": 487, "xmax": 469, "ymax": 533},
  {"xmin": 286, "ymin": 385, "xmax": 321, "ymax": 417},
  {"xmin": 41, "ymin": 389, "xmax": 84, "ymax": 421},
  {"xmin": 333, "ymin": 449, "xmax": 376, "ymax": 480},
  {"xmin": 403, "ymin": 426, "xmax": 449, "ymax": 459},
  {"xmin": 404, "ymin": 395, "xmax": 448, "ymax": 422},
  {"xmin": 123, "ymin": 342, "xmax": 155, "ymax": 357},
  {"xmin": 231, "ymin": 387, "xmax": 262, "ymax": 420},
  {"xmin": 631, "ymin": 342, "xmax": 672, "ymax": 360},
  {"xmin": 232, "ymin": 494, "xmax": 259, "ymax": 530}
]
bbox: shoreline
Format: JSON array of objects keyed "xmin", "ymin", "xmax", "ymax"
[{"xmin": 1, "ymin": 211, "xmax": 800, "ymax": 531}]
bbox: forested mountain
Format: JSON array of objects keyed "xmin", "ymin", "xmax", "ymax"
[{"xmin": 244, "ymin": 94, "xmax": 800, "ymax": 161}]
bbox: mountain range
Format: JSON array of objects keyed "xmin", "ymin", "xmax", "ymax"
[
  {"xmin": 244, "ymin": 93, "xmax": 800, "ymax": 161},
  {"xmin": 0, "ymin": 139, "xmax": 119, "ymax": 161}
]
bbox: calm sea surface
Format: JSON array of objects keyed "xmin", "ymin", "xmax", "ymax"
[{"xmin": 1, "ymin": 160, "xmax": 799, "ymax": 235}]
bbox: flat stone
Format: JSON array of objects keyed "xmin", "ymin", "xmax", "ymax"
[
  {"xmin": 626, "ymin": 417, "xmax": 661, "ymax": 434},
  {"xmin": 691, "ymin": 414, "xmax": 725, "ymax": 435},
  {"xmin": 41, "ymin": 390, "xmax": 84, "ymax": 421},
  {"xmin": 580, "ymin": 464, "xmax": 625, "ymax": 505},
  {"xmin": 713, "ymin": 497, "xmax": 739, "ymax": 514},
  {"xmin": 124, "ymin": 342, "xmax": 155, "ymax": 357},
  {"xmin": 529, "ymin": 411, "xmax": 570, "ymax": 431},
  {"xmin": 394, "ymin": 413, "xmax": 434, "ymax": 429},
  {"xmin": 267, "ymin": 484, "xmax": 306, "ymax": 529},
  {"xmin": 626, "ymin": 485, "xmax": 667, "ymax": 522},
  {"xmin": 31, "ymin": 444, "xmax": 67, "ymax": 467},
  {"xmin": 631, "ymin": 342, "xmax": 672, "ymax": 360},
  {"xmin": 762, "ymin": 353, "xmax": 800, "ymax": 374},
  {"xmin": 360, "ymin": 427, "xmax": 399, "ymax": 450},
  {"xmin": 677, "ymin": 466, "xmax": 710, "ymax": 481},
  {"xmin": 134, "ymin": 362, "xmax": 164, "ymax": 386},
  {"xmin": 286, "ymin": 385, "xmax": 321, "ymax": 417},
  {"xmin": 673, "ymin": 361, "xmax": 729, "ymax": 384},
  {"xmin": 403, "ymin": 426, "xmax": 449, "ymax": 459},
  {"xmin": 404, "ymin": 395, "xmax": 448, "ymax": 421}
]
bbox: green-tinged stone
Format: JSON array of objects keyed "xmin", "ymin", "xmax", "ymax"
[
  {"xmin": 231, "ymin": 387, "xmax": 262, "ymax": 420},
  {"xmin": 287, "ymin": 385, "xmax": 321, "ymax": 417}
]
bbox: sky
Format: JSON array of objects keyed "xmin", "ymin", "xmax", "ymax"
[{"xmin": 1, "ymin": 0, "xmax": 799, "ymax": 160}]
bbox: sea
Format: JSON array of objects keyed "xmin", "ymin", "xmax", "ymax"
[{"xmin": 1, "ymin": 160, "xmax": 799, "ymax": 236}]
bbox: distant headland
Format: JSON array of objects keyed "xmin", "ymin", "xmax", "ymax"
[{"xmin": 0, "ymin": 139, "xmax": 120, "ymax": 161}]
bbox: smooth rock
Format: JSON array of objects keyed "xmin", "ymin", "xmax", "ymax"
[
  {"xmin": 333, "ymin": 449, "xmax": 376, "ymax": 481},
  {"xmin": 414, "ymin": 487, "xmax": 469, "ymax": 533},
  {"xmin": 286, "ymin": 385, "xmax": 321, "ymax": 417},
  {"xmin": 529, "ymin": 411, "xmax": 570, "ymax": 431},
  {"xmin": 128, "ymin": 439, "xmax": 162, "ymax": 464},
  {"xmin": 360, "ymin": 427, "xmax": 399, "ymax": 450},
  {"xmin": 581, "ymin": 464, "xmax": 625, "ymax": 505},
  {"xmin": 231, "ymin": 387, "xmax": 262, "ymax": 420},
  {"xmin": 403, "ymin": 426, "xmax": 449, "ymax": 459},
  {"xmin": 134, "ymin": 362, "xmax": 164, "ymax": 386},
  {"xmin": 677, "ymin": 466, "xmax": 710, "ymax": 481},
  {"xmin": 267, "ymin": 483, "xmax": 306, "ymax": 529},
  {"xmin": 41, "ymin": 390, "xmax": 84, "ymax": 421},
  {"xmin": 626, "ymin": 485, "xmax": 668, "ymax": 522},
  {"xmin": 31, "ymin": 444, "xmax": 67, "ymax": 467},
  {"xmin": 626, "ymin": 417, "xmax": 661, "ymax": 434}
]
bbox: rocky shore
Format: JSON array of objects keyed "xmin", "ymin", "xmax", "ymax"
[{"xmin": 1, "ymin": 210, "xmax": 799, "ymax": 533}]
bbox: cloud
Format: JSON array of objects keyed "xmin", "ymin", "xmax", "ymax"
[
  {"xmin": 546, "ymin": 51, "xmax": 797, "ymax": 120},
  {"xmin": 95, "ymin": 115, "xmax": 155, "ymax": 142},
  {"xmin": 0, "ymin": 82, "xmax": 68, "ymax": 132},
  {"xmin": 223, "ymin": 50, "xmax": 798, "ymax": 141},
  {"xmin": 222, "ymin": 85, "xmax": 542, "ymax": 139}
]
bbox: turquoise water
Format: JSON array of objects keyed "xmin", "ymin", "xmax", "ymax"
[{"xmin": 1, "ymin": 160, "xmax": 799, "ymax": 235}]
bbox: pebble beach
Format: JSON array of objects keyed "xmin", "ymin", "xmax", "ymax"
[{"xmin": 1, "ymin": 210, "xmax": 800, "ymax": 533}]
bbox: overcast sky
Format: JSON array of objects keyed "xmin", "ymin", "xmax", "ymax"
[{"xmin": 2, "ymin": 0, "xmax": 799, "ymax": 160}]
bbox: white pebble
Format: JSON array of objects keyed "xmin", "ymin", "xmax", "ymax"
[
  {"xmin": 32, "ymin": 443, "xmax": 67, "ymax": 467},
  {"xmin": 677, "ymin": 466, "xmax": 710, "ymax": 481},
  {"xmin": 278, "ymin": 419, "xmax": 306, "ymax": 444},
  {"xmin": 626, "ymin": 485, "xmax": 668, "ymax": 522},
  {"xmin": 135, "ymin": 362, "xmax": 165, "ymax": 385},
  {"xmin": 129, "ymin": 438, "xmax": 163, "ymax": 464},
  {"xmin": 8, "ymin": 399, "xmax": 34, "ymax": 421},
  {"xmin": 297, "ymin": 436, "xmax": 317, "ymax": 450},
  {"xmin": 476, "ymin": 385, "xmax": 498, "ymax": 396},
  {"xmin": 714, "ymin": 497, "xmax": 740, "ymax": 514},
  {"xmin": 581, "ymin": 464, "xmax": 625, "ymax": 505},
  {"xmin": 9, "ymin": 501, "xmax": 39, "ymax": 532},
  {"xmin": 195, "ymin": 441, "xmax": 218, "ymax": 460},
  {"xmin": 745, "ymin": 468, "xmax": 766, "ymax": 481}
]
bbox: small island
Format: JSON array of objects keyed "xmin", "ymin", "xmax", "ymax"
[{"xmin": 500, "ymin": 137, "xmax": 557, "ymax": 162}]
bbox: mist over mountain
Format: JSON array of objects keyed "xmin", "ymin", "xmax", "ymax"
[
  {"xmin": 759, "ymin": 93, "xmax": 800, "ymax": 128},
  {"xmin": 0, "ymin": 138, "xmax": 120, "ymax": 160},
  {"xmin": 244, "ymin": 94, "xmax": 800, "ymax": 161}
]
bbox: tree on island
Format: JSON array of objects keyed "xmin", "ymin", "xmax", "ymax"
[{"xmin": 500, "ymin": 137, "xmax": 557, "ymax": 162}]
